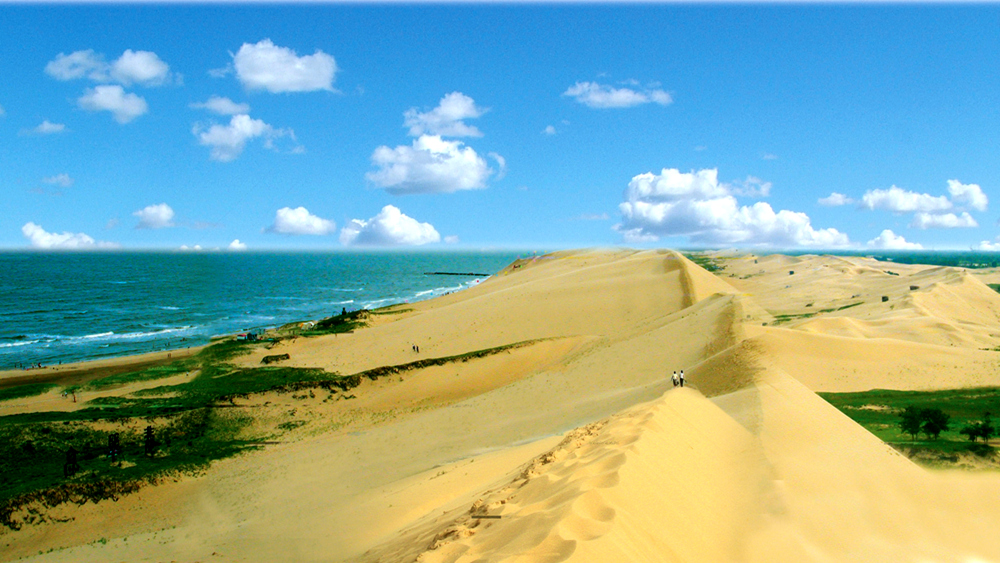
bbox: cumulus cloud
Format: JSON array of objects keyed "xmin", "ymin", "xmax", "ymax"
[
  {"xmin": 976, "ymin": 238, "xmax": 1000, "ymax": 251},
  {"xmin": 110, "ymin": 50, "xmax": 173, "ymax": 86},
  {"xmin": 133, "ymin": 203, "xmax": 175, "ymax": 229},
  {"xmin": 190, "ymin": 95, "xmax": 250, "ymax": 115},
  {"xmin": 267, "ymin": 206, "xmax": 336, "ymax": 235},
  {"xmin": 339, "ymin": 205, "xmax": 440, "ymax": 246},
  {"xmin": 563, "ymin": 81, "xmax": 672, "ymax": 109},
  {"xmin": 367, "ymin": 134, "xmax": 494, "ymax": 195},
  {"xmin": 819, "ymin": 192, "xmax": 854, "ymax": 206},
  {"xmin": 192, "ymin": 114, "xmax": 294, "ymax": 162},
  {"xmin": 45, "ymin": 49, "xmax": 109, "ymax": 81},
  {"xmin": 947, "ymin": 179, "xmax": 988, "ymax": 212},
  {"xmin": 910, "ymin": 211, "xmax": 978, "ymax": 229},
  {"xmin": 78, "ymin": 85, "xmax": 148, "ymax": 123},
  {"xmin": 46, "ymin": 49, "xmax": 175, "ymax": 86},
  {"xmin": 21, "ymin": 222, "xmax": 116, "ymax": 250},
  {"xmin": 403, "ymin": 92, "xmax": 486, "ymax": 137},
  {"xmin": 867, "ymin": 229, "xmax": 923, "ymax": 250},
  {"xmin": 860, "ymin": 186, "xmax": 952, "ymax": 213},
  {"xmin": 542, "ymin": 125, "xmax": 556, "ymax": 135},
  {"xmin": 616, "ymin": 168, "xmax": 849, "ymax": 248},
  {"xmin": 233, "ymin": 39, "xmax": 337, "ymax": 93},
  {"xmin": 228, "ymin": 239, "xmax": 248, "ymax": 251},
  {"xmin": 42, "ymin": 173, "xmax": 74, "ymax": 188}
]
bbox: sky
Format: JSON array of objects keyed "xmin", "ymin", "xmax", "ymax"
[{"xmin": 2, "ymin": 3, "xmax": 999, "ymax": 252}]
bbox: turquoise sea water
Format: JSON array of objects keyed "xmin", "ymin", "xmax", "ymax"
[{"xmin": 0, "ymin": 251, "xmax": 525, "ymax": 370}]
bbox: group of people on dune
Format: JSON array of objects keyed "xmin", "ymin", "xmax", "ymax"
[{"xmin": 671, "ymin": 370, "xmax": 685, "ymax": 388}]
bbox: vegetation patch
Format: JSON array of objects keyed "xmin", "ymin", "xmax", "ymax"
[
  {"xmin": 682, "ymin": 253, "xmax": 722, "ymax": 272},
  {"xmin": 820, "ymin": 387, "xmax": 1000, "ymax": 469},
  {"xmin": 0, "ymin": 315, "xmax": 551, "ymax": 529},
  {"xmin": 0, "ymin": 383, "xmax": 59, "ymax": 403}
]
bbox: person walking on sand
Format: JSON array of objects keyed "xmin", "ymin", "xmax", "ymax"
[
  {"xmin": 679, "ymin": 370, "xmax": 685, "ymax": 387},
  {"xmin": 671, "ymin": 371, "xmax": 679, "ymax": 387}
]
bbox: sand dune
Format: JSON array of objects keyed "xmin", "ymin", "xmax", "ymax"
[{"xmin": 6, "ymin": 249, "xmax": 1000, "ymax": 563}]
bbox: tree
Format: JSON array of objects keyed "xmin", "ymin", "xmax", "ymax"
[
  {"xmin": 960, "ymin": 412, "xmax": 995, "ymax": 443},
  {"xmin": 920, "ymin": 408, "xmax": 950, "ymax": 440},
  {"xmin": 899, "ymin": 405, "xmax": 923, "ymax": 441}
]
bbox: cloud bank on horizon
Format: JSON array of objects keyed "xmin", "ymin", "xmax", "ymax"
[{"xmin": 3, "ymin": 6, "xmax": 998, "ymax": 251}]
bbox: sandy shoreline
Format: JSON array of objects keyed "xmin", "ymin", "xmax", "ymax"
[
  {"xmin": 5, "ymin": 248, "xmax": 1000, "ymax": 562},
  {"xmin": 0, "ymin": 345, "xmax": 204, "ymax": 390}
]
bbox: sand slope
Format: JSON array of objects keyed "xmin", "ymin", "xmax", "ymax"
[{"xmin": 7, "ymin": 249, "xmax": 1000, "ymax": 563}]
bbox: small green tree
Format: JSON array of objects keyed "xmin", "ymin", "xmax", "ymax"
[
  {"xmin": 920, "ymin": 408, "xmax": 950, "ymax": 440},
  {"xmin": 899, "ymin": 405, "xmax": 923, "ymax": 441},
  {"xmin": 960, "ymin": 412, "xmax": 995, "ymax": 443}
]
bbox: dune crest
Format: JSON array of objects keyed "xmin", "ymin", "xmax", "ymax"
[{"xmin": 6, "ymin": 249, "xmax": 1000, "ymax": 563}]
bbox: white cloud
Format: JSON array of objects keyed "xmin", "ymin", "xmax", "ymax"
[
  {"xmin": 110, "ymin": 50, "xmax": 173, "ymax": 86},
  {"xmin": 819, "ymin": 192, "xmax": 854, "ymax": 206},
  {"xmin": 444, "ymin": 235, "xmax": 460, "ymax": 244},
  {"xmin": 233, "ymin": 39, "xmax": 337, "ymax": 93},
  {"xmin": 46, "ymin": 49, "xmax": 174, "ymax": 86},
  {"xmin": 42, "ymin": 173, "xmax": 74, "ymax": 188},
  {"xmin": 542, "ymin": 125, "xmax": 556, "ymax": 135},
  {"xmin": 867, "ymin": 229, "xmax": 923, "ymax": 250},
  {"xmin": 563, "ymin": 81, "xmax": 672, "ymax": 109},
  {"xmin": 730, "ymin": 176, "xmax": 771, "ymax": 198},
  {"xmin": 22, "ymin": 222, "xmax": 116, "ymax": 250},
  {"xmin": 762, "ymin": 153, "xmax": 778, "ymax": 160},
  {"xmin": 947, "ymin": 179, "xmax": 988, "ymax": 212},
  {"xmin": 910, "ymin": 211, "xmax": 978, "ymax": 229},
  {"xmin": 228, "ymin": 239, "xmax": 248, "ymax": 251},
  {"xmin": 616, "ymin": 168, "xmax": 849, "ymax": 248},
  {"xmin": 976, "ymin": 238, "xmax": 1000, "ymax": 251},
  {"xmin": 32, "ymin": 120, "xmax": 66, "ymax": 134},
  {"xmin": 367, "ymin": 134, "xmax": 495, "ymax": 195},
  {"xmin": 78, "ymin": 85, "xmax": 148, "ymax": 123},
  {"xmin": 403, "ymin": 92, "xmax": 486, "ymax": 137},
  {"xmin": 339, "ymin": 205, "xmax": 440, "ymax": 246},
  {"xmin": 268, "ymin": 206, "xmax": 336, "ymax": 235},
  {"xmin": 190, "ymin": 96, "xmax": 250, "ymax": 115},
  {"xmin": 860, "ymin": 185, "xmax": 952, "ymax": 213},
  {"xmin": 133, "ymin": 203, "xmax": 175, "ymax": 229},
  {"xmin": 45, "ymin": 50, "xmax": 109, "ymax": 81},
  {"xmin": 193, "ymin": 114, "xmax": 293, "ymax": 162},
  {"xmin": 208, "ymin": 66, "xmax": 231, "ymax": 78}
]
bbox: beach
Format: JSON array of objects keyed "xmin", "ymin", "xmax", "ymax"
[{"xmin": 4, "ymin": 248, "xmax": 1000, "ymax": 562}]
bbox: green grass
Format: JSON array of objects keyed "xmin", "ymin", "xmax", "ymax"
[
  {"xmin": 0, "ymin": 383, "xmax": 59, "ymax": 402},
  {"xmin": 83, "ymin": 361, "xmax": 197, "ymax": 391},
  {"xmin": 0, "ymin": 322, "xmax": 552, "ymax": 528},
  {"xmin": 819, "ymin": 387, "xmax": 1000, "ymax": 467},
  {"xmin": 683, "ymin": 253, "xmax": 722, "ymax": 272}
]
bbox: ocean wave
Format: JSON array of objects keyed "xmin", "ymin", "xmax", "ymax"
[{"xmin": 0, "ymin": 339, "xmax": 39, "ymax": 349}]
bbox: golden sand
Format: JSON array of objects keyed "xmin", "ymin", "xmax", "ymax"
[{"xmin": 4, "ymin": 249, "xmax": 1000, "ymax": 562}]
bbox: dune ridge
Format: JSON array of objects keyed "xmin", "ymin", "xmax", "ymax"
[{"xmin": 5, "ymin": 249, "xmax": 1000, "ymax": 562}]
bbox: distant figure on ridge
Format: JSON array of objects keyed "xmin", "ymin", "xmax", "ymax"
[
  {"xmin": 672, "ymin": 371, "xmax": 679, "ymax": 387},
  {"xmin": 679, "ymin": 370, "xmax": 685, "ymax": 387}
]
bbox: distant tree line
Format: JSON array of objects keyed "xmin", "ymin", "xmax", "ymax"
[
  {"xmin": 899, "ymin": 406, "xmax": 997, "ymax": 443},
  {"xmin": 899, "ymin": 406, "xmax": 950, "ymax": 441},
  {"xmin": 960, "ymin": 412, "xmax": 996, "ymax": 443}
]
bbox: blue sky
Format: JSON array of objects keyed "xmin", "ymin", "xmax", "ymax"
[{"xmin": 2, "ymin": 4, "xmax": 999, "ymax": 251}]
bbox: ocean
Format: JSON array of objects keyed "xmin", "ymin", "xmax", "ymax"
[{"xmin": 0, "ymin": 250, "xmax": 527, "ymax": 370}]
